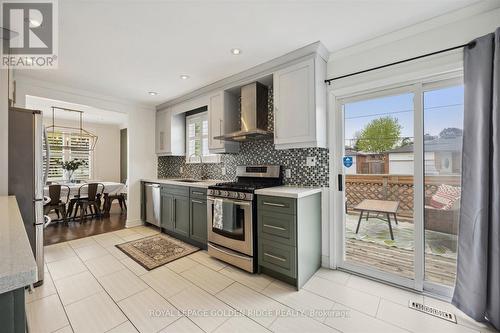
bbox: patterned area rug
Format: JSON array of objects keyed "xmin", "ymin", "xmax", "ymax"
[{"xmin": 116, "ymin": 234, "xmax": 199, "ymax": 270}]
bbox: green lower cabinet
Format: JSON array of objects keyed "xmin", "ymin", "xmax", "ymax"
[
  {"xmin": 172, "ymin": 195, "xmax": 190, "ymax": 237},
  {"xmin": 160, "ymin": 192, "xmax": 174, "ymax": 231},
  {"xmin": 190, "ymin": 198, "xmax": 207, "ymax": 244},
  {"xmin": 258, "ymin": 210, "xmax": 296, "ymax": 246},
  {"xmin": 259, "ymin": 239, "xmax": 297, "ymax": 278},
  {"xmin": 257, "ymin": 193, "xmax": 321, "ymax": 289},
  {"xmin": 0, "ymin": 287, "xmax": 26, "ymax": 333},
  {"xmin": 159, "ymin": 186, "xmax": 208, "ymax": 248}
]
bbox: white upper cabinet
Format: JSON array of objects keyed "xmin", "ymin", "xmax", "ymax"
[
  {"xmin": 273, "ymin": 55, "xmax": 327, "ymax": 149},
  {"xmin": 208, "ymin": 91, "xmax": 239, "ymax": 153},
  {"xmin": 156, "ymin": 108, "xmax": 185, "ymax": 156}
]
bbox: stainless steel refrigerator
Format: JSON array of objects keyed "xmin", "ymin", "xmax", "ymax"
[{"xmin": 8, "ymin": 107, "xmax": 49, "ymax": 286}]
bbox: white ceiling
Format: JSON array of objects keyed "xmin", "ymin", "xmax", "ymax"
[
  {"xmin": 18, "ymin": 0, "xmax": 486, "ymax": 107},
  {"xmin": 26, "ymin": 95, "xmax": 127, "ymax": 126}
]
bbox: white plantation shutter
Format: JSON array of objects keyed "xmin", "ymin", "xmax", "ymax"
[
  {"xmin": 186, "ymin": 112, "xmax": 220, "ymax": 164},
  {"xmin": 46, "ymin": 131, "xmax": 92, "ymax": 181},
  {"xmin": 47, "ymin": 132, "xmax": 64, "ymax": 180},
  {"xmin": 69, "ymin": 136, "xmax": 91, "ymax": 180}
]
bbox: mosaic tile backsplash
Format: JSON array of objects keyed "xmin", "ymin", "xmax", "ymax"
[
  {"xmin": 158, "ymin": 140, "xmax": 329, "ymax": 186},
  {"xmin": 158, "ymin": 88, "xmax": 329, "ymax": 187}
]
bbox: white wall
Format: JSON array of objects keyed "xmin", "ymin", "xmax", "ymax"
[
  {"xmin": 38, "ymin": 118, "xmax": 121, "ymax": 182},
  {"xmin": 328, "ymin": 5, "xmax": 500, "ymax": 77},
  {"xmin": 14, "ymin": 75, "xmax": 156, "ymax": 227}
]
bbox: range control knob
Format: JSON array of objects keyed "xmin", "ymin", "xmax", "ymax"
[
  {"xmin": 238, "ymin": 192, "xmax": 246, "ymax": 200},
  {"xmin": 221, "ymin": 191, "xmax": 229, "ymax": 197},
  {"xmin": 230, "ymin": 192, "xmax": 238, "ymax": 199}
]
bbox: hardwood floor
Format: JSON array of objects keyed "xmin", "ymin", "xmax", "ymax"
[{"xmin": 44, "ymin": 204, "xmax": 127, "ymax": 246}]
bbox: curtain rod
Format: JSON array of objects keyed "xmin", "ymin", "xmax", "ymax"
[{"xmin": 324, "ymin": 41, "xmax": 476, "ymax": 85}]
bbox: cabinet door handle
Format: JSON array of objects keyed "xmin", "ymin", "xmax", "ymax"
[
  {"xmin": 192, "ymin": 191, "xmax": 204, "ymax": 196},
  {"xmin": 192, "ymin": 199, "xmax": 204, "ymax": 204},
  {"xmin": 173, "ymin": 198, "xmax": 176, "ymax": 223},
  {"xmin": 263, "ymin": 224, "xmax": 286, "ymax": 231},
  {"xmin": 263, "ymin": 202, "xmax": 286, "ymax": 208},
  {"xmin": 264, "ymin": 253, "xmax": 287, "ymax": 262}
]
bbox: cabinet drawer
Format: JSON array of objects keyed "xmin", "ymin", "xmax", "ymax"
[
  {"xmin": 259, "ymin": 240, "xmax": 296, "ymax": 278},
  {"xmin": 258, "ymin": 211, "xmax": 296, "ymax": 246},
  {"xmin": 161, "ymin": 185, "xmax": 189, "ymax": 197},
  {"xmin": 190, "ymin": 187, "xmax": 207, "ymax": 199},
  {"xmin": 258, "ymin": 195, "xmax": 296, "ymax": 215}
]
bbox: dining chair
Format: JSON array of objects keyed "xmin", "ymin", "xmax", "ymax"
[
  {"xmin": 43, "ymin": 184, "xmax": 71, "ymax": 223},
  {"xmin": 70, "ymin": 183, "xmax": 105, "ymax": 223},
  {"xmin": 103, "ymin": 180, "xmax": 128, "ymax": 215},
  {"xmin": 103, "ymin": 192, "xmax": 127, "ymax": 214}
]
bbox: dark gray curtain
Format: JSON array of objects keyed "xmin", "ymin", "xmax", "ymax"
[{"xmin": 452, "ymin": 28, "xmax": 499, "ymax": 330}]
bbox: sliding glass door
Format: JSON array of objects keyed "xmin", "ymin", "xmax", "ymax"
[
  {"xmin": 335, "ymin": 78, "xmax": 463, "ymax": 294},
  {"xmin": 423, "ymin": 83, "xmax": 463, "ymax": 290}
]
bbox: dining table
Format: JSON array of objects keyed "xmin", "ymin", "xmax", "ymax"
[
  {"xmin": 43, "ymin": 181, "xmax": 126, "ymax": 220},
  {"xmin": 43, "ymin": 181, "xmax": 126, "ymax": 198}
]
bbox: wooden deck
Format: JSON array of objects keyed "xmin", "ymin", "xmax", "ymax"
[{"xmin": 345, "ymin": 239, "xmax": 456, "ymax": 286}]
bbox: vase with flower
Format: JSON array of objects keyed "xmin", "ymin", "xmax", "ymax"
[{"xmin": 61, "ymin": 159, "xmax": 87, "ymax": 183}]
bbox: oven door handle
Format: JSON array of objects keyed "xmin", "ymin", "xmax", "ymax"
[{"xmin": 207, "ymin": 197, "xmax": 252, "ymax": 206}]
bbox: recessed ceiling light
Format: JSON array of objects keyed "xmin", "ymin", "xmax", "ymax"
[
  {"xmin": 148, "ymin": 91, "xmax": 158, "ymax": 96},
  {"xmin": 180, "ymin": 75, "xmax": 190, "ymax": 80},
  {"xmin": 230, "ymin": 48, "xmax": 242, "ymax": 55}
]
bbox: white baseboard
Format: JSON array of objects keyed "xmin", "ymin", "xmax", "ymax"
[
  {"xmin": 321, "ymin": 255, "xmax": 331, "ymax": 268},
  {"xmin": 125, "ymin": 219, "xmax": 144, "ymax": 228}
]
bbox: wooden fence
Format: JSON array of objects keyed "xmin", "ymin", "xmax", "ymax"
[{"xmin": 345, "ymin": 174, "xmax": 461, "ymax": 218}]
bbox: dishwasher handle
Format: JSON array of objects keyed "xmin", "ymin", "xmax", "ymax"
[{"xmin": 145, "ymin": 183, "xmax": 161, "ymax": 227}]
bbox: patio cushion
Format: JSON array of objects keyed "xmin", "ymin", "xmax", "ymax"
[{"xmin": 429, "ymin": 184, "xmax": 461, "ymax": 210}]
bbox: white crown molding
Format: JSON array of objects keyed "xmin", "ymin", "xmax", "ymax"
[
  {"xmin": 156, "ymin": 41, "xmax": 329, "ymax": 111},
  {"xmin": 14, "ymin": 73, "xmax": 153, "ymax": 112},
  {"xmin": 329, "ymin": 0, "xmax": 500, "ymax": 61}
]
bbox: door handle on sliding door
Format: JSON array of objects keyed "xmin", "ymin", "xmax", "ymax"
[{"xmin": 338, "ymin": 174, "xmax": 343, "ymax": 191}]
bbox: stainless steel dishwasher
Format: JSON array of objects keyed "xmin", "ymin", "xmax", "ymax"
[{"xmin": 144, "ymin": 183, "xmax": 161, "ymax": 227}]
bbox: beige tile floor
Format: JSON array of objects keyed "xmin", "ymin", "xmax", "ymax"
[{"xmin": 27, "ymin": 225, "xmax": 496, "ymax": 333}]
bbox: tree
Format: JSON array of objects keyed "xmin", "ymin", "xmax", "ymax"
[
  {"xmin": 400, "ymin": 137, "xmax": 413, "ymax": 147},
  {"xmin": 439, "ymin": 127, "xmax": 463, "ymax": 138},
  {"xmin": 356, "ymin": 117, "xmax": 402, "ymax": 153}
]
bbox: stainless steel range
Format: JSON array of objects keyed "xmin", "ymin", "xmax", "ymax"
[{"xmin": 207, "ymin": 165, "xmax": 282, "ymax": 273}]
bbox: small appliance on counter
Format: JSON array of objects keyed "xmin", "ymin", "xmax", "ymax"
[{"xmin": 207, "ymin": 165, "xmax": 282, "ymax": 273}]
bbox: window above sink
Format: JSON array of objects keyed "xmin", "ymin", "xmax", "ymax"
[{"xmin": 185, "ymin": 112, "xmax": 220, "ymax": 164}]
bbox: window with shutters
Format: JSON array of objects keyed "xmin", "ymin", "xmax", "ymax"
[
  {"xmin": 185, "ymin": 112, "xmax": 220, "ymax": 164},
  {"xmin": 46, "ymin": 131, "xmax": 92, "ymax": 181}
]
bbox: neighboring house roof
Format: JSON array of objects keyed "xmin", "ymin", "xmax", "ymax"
[
  {"xmin": 345, "ymin": 147, "xmax": 386, "ymax": 156},
  {"xmin": 387, "ymin": 136, "xmax": 462, "ymax": 154}
]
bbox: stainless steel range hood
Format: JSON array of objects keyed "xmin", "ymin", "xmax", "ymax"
[{"xmin": 214, "ymin": 82, "xmax": 271, "ymax": 142}]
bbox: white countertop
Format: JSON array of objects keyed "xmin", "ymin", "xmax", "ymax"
[
  {"xmin": 141, "ymin": 178, "xmax": 226, "ymax": 188},
  {"xmin": 255, "ymin": 186, "xmax": 323, "ymax": 199},
  {"xmin": 0, "ymin": 196, "xmax": 37, "ymax": 294}
]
